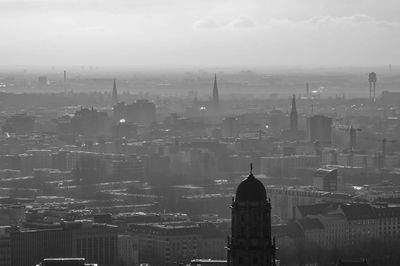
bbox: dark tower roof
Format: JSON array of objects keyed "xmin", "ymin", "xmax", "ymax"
[
  {"xmin": 235, "ymin": 164, "xmax": 267, "ymax": 202},
  {"xmin": 212, "ymin": 74, "xmax": 219, "ymax": 105}
]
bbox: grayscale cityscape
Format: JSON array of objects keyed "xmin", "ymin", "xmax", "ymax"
[{"xmin": 0, "ymin": 1, "xmax": 400, "ymax": 266}]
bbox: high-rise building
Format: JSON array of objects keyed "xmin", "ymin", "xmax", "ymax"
[
  {"xmin": 227, "ymin": 165, "xmax": 276, "ymax": 266},
  {"xmin": 307, "ymin": 115, "xmax": 332, "ymax": 144}
]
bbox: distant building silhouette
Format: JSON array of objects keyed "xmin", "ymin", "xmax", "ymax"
[
  {"xmin": 337, "ymin": 259, "xmax": 368, "ymax": 266},
  {"xmin": 212, "ymin": 74, "xmax": 219, "ymax": 108},
  {"xmin": 11, "ymin": 221, "xmax": 117, "ymax": 266},
  {"xmin": 36, "ymin": 258, "xmax": 97, "ymax": 266},
  {"xmin": 38, "ymin": 76, "xmax": 48, "ymax": 86},
  {"xmin": 112, "ymin": 79, "xmax": 118, "ymax": 104},
  {"xmin": 281, "ymin": 96, "xmax": 306, "ymax": 140},
  {"xmin": 113, "ymin": 100, "xmax": 156, "ymax": 126},
  {"xmin": 227, "ymin": 165, "xmax": 276, "ymax": 266},
  {"xmin": 290, "ymin": 94, "xmax": 298, "ymax": 131},
  {"xmin": 188, "ymin": 75, "xmax": 221, "ymax": 118},
  {"xmin": 2, "ymin": 114, "xmax": 35, "ymax": 135},
  {"xmin": 313, "ymin": 167, "xmax": 339, "ymax": 192},
  {"xmin": 307, "ymin": 115, "xmax": 332, "ymax": 145},
  {"xmin": 368, "ymin": 72, "xmax": 377, "ymax": 102},
  {"xmin": 70, "ymin": 107, "xmax": 112, "ymax": 137}
]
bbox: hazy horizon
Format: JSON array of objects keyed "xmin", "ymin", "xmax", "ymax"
[{"xmin": 1, "ymin": 0, "xmax": 400, "ymax": 67}]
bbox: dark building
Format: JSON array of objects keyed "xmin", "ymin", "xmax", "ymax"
[
  {"xmin": 227, "ymin": 165, "xmax": 276, "ymax": 266},
  {"xmin": 113, "ymin": 100, "xmax": 156, "ymax": 126},
  {"xmin": 36, "ymin": 258, "xmax": 96, "ymax": 266},
  {"xmin": 71, "ymin": 107, "xmax": 112, "ymax": 137},
  {"xmin": 10, "ymin": 221, "xmax": 118, "ymax": 266},
  {"xmin": 38, "ymin": 76, "xmax": 48, "ymax": 86},
  {"xmin": 307, "ymin": 115, "xmax": 332, "ymax": 144},
  {"xmin": 267, "ymin": 108, "xmax": 286, "ymax": 136},
  {"xmin": 337, "ymin": 259, "xmax": 368, "ymax": 266},
  {"xmin": 2, "ymin": 114, "xmax": 35, "ymax": 134},
  {"xmin": 111, "ymin": 120, "xmax": 137, "ymax": 139},
  {"xmin": 313, "ymin": 168, "xmax": 339, "ymax": 192}
]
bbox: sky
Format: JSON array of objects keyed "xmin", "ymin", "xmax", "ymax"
[{"xmin": 1, "ymin": 0, "xmax": 400, "ymax": 67}]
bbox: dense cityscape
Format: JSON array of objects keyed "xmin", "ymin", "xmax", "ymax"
[
  {"xmin": 2, "ymin": 0, "xmax": 400, "ymax": 265},
  {"xmin": 0, "ymin": 68, "xmax": 398, "ymax": 266}
]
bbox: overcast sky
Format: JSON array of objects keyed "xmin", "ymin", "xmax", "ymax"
[{"xmin": 1, "ymin": 0, "xmax": 400, "ymax": 67}]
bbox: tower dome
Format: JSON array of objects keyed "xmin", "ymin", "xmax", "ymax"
[{"xmin": 235, "ymin": 164, "xmax": 267, "ymax": 202}]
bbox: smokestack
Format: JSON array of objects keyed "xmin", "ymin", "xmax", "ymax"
[{"xmin": 63, "ymin": 70, "xmax": 67, "ymax": 82}]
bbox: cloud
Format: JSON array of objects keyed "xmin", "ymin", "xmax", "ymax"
[
  {"xmin": 271, "ymin": 14, "xmax": 400, "ymax": 28},
  {"xmin": 229, "ymin": 17, "xmax": 256, "ymax": 28},
  {"xmin": 193, "ymin": 19, "xmax": 219, "ymax": 29}
]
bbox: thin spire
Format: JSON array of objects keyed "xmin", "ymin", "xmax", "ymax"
[
  {"xmin": 250, "ymin": 163, "xmax": 253, "ymax": 175},
  {"xmin": 291, "ymin": 94, "xmax": 297, "ymax": 113},
  {"xmin": 290, "ymin": 94, "xmax": 298, "ymax": 131},
  {"xmin": 112, "ymin": 79, "xmax": 118, "ymax": 103},
  {"xmin": 212, "ymin": 74, "xmax": 219, "ymax": 106}
]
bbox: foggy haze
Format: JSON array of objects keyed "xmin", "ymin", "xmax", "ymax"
[{"xmin": 1, "ymin": 0, "xmax": 400, "ymax": 67}]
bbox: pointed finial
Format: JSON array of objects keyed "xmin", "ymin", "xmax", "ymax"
[{"xmin": 250, "ymin": 163, "xmax": 253, "ymax": 175}]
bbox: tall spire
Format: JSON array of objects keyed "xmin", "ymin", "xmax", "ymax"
[
  {"xmin": 291, "ymin": 94, "xmax": 297, "ymax": 112},
  {"xmin": 290, "ymin": 94, "xmax": 298, "ymax": 131},
  {"xmin": 212, "ymin": 74, "xmax": 219, "ymax": 106},
  {"xmin": 112, "ymin": 79, "xmax": 118, "ymax": 103}
]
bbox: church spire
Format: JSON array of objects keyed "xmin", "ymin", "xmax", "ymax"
[
  {"xmin": 112, "ymin": 79, "xmax": 118, "ymax": 103},
  {"xmin": 291, "ymin": 94, "xmax": 297, "ymax": 113},
  {"xmin": 212, "ymin": 74, "xmax": 219, "ymax": 106},
  {"xmin": 290, "ymin": 94, "xmax": 298, "ymax": 131}
]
